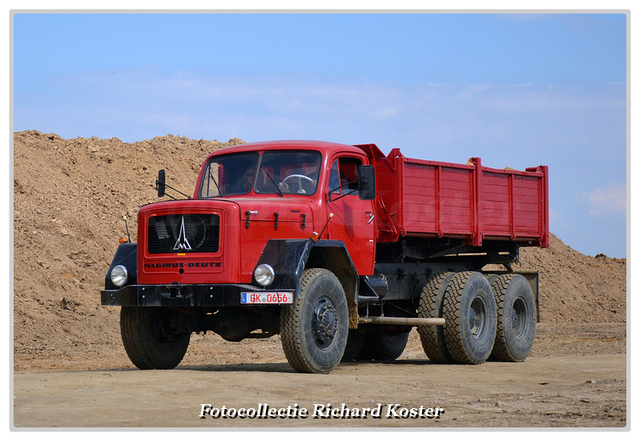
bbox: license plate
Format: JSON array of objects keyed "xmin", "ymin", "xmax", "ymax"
[{"xmin": 241, "ymin": 292, "xmax": 294, "ymax": 304}]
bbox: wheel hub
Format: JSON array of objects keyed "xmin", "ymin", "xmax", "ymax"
[
  {"xmin": 511, "ymin": 298, "xmax": 528, "ymax": 340},
  {"xmin": 469, "ymin": 297, "xmax": 486, "ymax": 339},
  {"xmin": 469, "ymin": 308, "xmax": 477, "ymax": 331},
  {"xmin": 312, "ymin": 297, "xmax": 338, "ymax": 348}
]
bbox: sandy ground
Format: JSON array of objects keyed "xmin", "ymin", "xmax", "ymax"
[{"xmin": 12, "ymin": 323, "xmax": 626, "ymax": 429}]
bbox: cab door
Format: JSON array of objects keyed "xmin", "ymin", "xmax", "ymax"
[{"xmin": 325, "ymin": 154, "xmax": 376, "ymax": 276}]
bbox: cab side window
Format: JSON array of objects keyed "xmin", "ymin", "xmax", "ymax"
[{"xmin": 328, "ymin": 157, "xmax": 362, "ymax": 196}]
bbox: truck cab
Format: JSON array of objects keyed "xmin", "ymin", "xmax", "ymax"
[{"xmin": 191, "ymin": 140, "xmax": 377, "ymax": 282}]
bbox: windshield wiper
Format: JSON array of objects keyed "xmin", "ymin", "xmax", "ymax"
[
  {"xmin": 260, "ymin": 165, "xmax": 284, "ymax": 197},
  {"xmin": 209, "ymin": 169, "xmax": 224, "ymax": 197}
]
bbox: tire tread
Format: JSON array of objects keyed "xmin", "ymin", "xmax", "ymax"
[
  {"xmin": 490, "ymin": 274, "xmax": 536, "ymax": 362},
  {"xmin": 443, "ymin": 272, "xmax": 496, "ymax": 364},
  {"xmin": 120, "ymin": 306, "xmax": 190, "ymax": 370},
  {"xmin": 418, "ymin": 272, "xmax": 454, "ymax": 363},
  {"xmin": 280, "ymin": 268, "xmax": 347, "ymax": 373}
]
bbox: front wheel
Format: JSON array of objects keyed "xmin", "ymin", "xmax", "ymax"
[
  {"xmin": 357, "ymin": 329, "xmax": 410, "ymax": 361},
  {"xmin": 341, "ymin": 330, "xmax": 366, "ymax": 362},
  {"xmin": 280, "ymin": 269, "xmax": 349, "ymax": 373},
  {"xmin": 120, "ymin": 306, "xmax": 191, "ymax": 370}
]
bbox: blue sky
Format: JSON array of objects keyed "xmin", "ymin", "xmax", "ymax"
[{"xmin": 11, "ymin": 12, "xmax": 628, "ymax": 258}]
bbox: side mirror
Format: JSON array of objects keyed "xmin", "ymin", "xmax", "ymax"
[
  {"xmin": 156, "ymin": 169, "xmax": 166, "ymax": 198},
  {"xmin": 358, "ymin": 165, "xmax": 376, "ymax": 200}
]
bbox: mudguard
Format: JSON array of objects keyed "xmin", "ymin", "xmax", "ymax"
[
  {"xmin": 255, "ymin": 239, "xmax": 358, "ymax": 302},
  {"xmin": 104, "ymin": 242, "xmax": 137, "ymax": 290}
]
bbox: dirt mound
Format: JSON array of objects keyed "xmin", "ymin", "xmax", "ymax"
[
  {"xmin": 13, "ymin": 131, "xmax": 243, "ymax": 368},
  {"xmin": 12, "ymin": 131, "xmax": 626, "ymax": 370},
  {"xmin": 515, "ymin": 235, "xmax": 626, "ymax": 324}
]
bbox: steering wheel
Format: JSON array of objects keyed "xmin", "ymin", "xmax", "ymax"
[{"xmin": 282, "ymin": 174, "xmax": 314, "ymax": 194}]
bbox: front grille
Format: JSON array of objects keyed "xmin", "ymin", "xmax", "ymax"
[{"xmin": 147, "ymin": 213, "xmax": 220, "ymax": 254}]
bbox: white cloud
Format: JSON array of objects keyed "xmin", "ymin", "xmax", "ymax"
[
  {"xmin": 458, "ymin": 83, "xmax": 493, "ymax": 99},
  {"xmin": 577, "ymin": 183, "xmax": 626, "ymax": 218},
  {"xmin": 14, "ymin": 66, "xmax": 626, "ymax": 160}
]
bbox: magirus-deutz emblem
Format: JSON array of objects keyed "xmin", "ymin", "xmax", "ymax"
[{"xmin": 173, "ymin": 217, "xmax": 192, "ymax": 251}]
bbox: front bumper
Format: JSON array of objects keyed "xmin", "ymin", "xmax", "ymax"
[{"xmin": 101, "ymin": 283, "xmax": 294, "ymax": 308}]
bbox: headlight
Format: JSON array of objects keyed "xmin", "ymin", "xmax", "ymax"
[
  {"xmin": 110, "ymin": 265, "xmax": 129, "ymax": 287},
  {"xmin": 254, "ymin": 264, "xmax": 275, "ymax": 287}
]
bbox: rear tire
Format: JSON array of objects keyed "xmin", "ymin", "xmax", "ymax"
[
  {"xmin": 120, "ymin": 306, "xmax": 191, "ymax": 370},
  {"xmin": 443, "ymin": 272, "xmax": 497, "ymax": 364},
  {"xmin": 418, "ymin": 272, "xmax": 455, "ymax": 363},
  {"xmin": 490, "ymin": 274, "xmax": 537, "ymax": 362},
  {"xmin": 280, "ymin": 269, "xmax": 349, "ymax": 373}
]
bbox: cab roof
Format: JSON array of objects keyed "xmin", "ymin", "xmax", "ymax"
[{"xmin": 205, "ymin": 140, "xmax": 376, "ymax": 161}]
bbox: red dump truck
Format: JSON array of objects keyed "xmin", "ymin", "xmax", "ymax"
[{"xmin": 101, "ymin": 140, "xmax": 549, "ymax": 373}]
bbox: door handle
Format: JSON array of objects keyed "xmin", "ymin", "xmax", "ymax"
[{"xmin": 366, "ymin": 212, "xmax": 375, "ymax": 224}]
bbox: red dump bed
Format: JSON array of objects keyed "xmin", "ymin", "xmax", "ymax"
[{"xmin": 357, "ymin": 145, "xmax": 549, "ymax": 248}]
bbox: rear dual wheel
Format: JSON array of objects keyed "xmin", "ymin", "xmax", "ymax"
[
  {"xmin": 421, "ymin": 271, "xmax": 536, "ymax": 364},
  {"xmin": 418, "ymin": 272, "xmax": 455, "ymax": 363},
  {"xmin": 490, "ymin": 274, "xmax": 537, "ymax": 362},
  {"xmin": 443, "ymin": 272, "xmax": 497, "ymax": 364},
  {"xmin": 419, "ymin": 271, "xmax": 497, "ymax": 364}
]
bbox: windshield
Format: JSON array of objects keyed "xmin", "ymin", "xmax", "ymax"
[
  {"xmin": 199, "ymin": 152, "xmax": 259, "ymax": 198},
  {"xmin": 199, "ymin": 150, "xmax": 322, "ymax": 198},
  {"xmin": 255, "ymin": 151, "xmax": 322, "ymax": 195}
]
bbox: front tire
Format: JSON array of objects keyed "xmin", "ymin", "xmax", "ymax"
[
  {"xmin": 341, "ymin": 330, "xmax": 365, "ymax": 361},
  {"xmin": 357, "ymin": 328, "xmax": 410, "ymax": 361},
  {"xmin": 120, "ymin": 306, "xmax": 191, "ymax": 370},
  {"xmin": 280, "ymin": 269, "xmax": 349, "ymax": 373}
]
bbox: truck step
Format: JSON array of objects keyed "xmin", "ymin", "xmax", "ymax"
[{"xmin": 356, "ymin": 293, "xmax": 380, "ymax": 305}]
